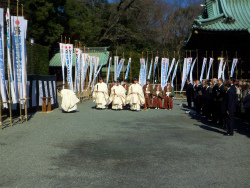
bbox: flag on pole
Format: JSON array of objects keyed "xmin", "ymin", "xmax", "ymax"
[
  {"xmin": 218, "ymin": 58, "xmax": 224, "ymax": 79},
  {"xmin": 87, "ymin": 56, "xmax": 94, "ymax": 90},
  {"xmin": 6, "ymin": 8, "xmax": 17, "ymax": 104},
  {"xmin": 189, "ymin": 58, "xmax": 197, "ymax": 84},
  {"xmin": 125, "ymin": 57, "xmax": 131, "ymax": 80},
  {"xmin": 0, "ymin": 8, "xmax": 8, "ymax": 107},
  {"xmin": 106, "ymin": 57, "xmax": 112, "ymax": 84},
  {"xmin": 114, "ymin": 56, "xmax": 119, "ymax": 81},
  {"xmin": 230, "ymin": 58, "xmax": 238, "ymax": 77},
  {"xmin": 74, "ymin": 48, "xmax": 81, "ymax": 92},
  {"xmin": 139, "ymin": 58, "xmax": 146, "ymax": 86},
  {"xmin": 91, "ymin": 64, "xmax": 104, "ymax": 89},
  {"xmin": 222, "ymin": 62, "xmax": 227, "ymax": 81},
  {"xmin": 166, "ymin": 58, "xmax": 175, "ymax": 82},
  {"xmin": 206, "ymin": 58, "xmax": 214, "ymax": 80},
  {"xmin": 161, "ymin": 58, "xmax": 166, "ymax": 88},
  {"xmin": 171, "ymin": 60, "xmax": 179, "ymax": 87},
  {"xmin": 165, "ymin": 58, "xmax": 169, "ymax": 80},
  {"xmin": 153, "ymin": 56, "xmax": 159, "ymax": 84},
  {"xmin": 59, "ymin": 43, "xmax": 65, "ymax": 89},
  {"xmin": 181, "ymin": 58, "xmax": 192, "ymax": 92},
  {"xmin": 147, "ymin": 58, "xmax": 153, "ymax": 80},
  {"xmin": 199, "ymin": 58, "xmax": 207, "ymax": 82},
  {"xmin": 117, "ymin": 58, "xmax": 125, "ymax": 78},
  {"xmin": 65, "ymin": 44, "xmax": 74, "ymax": 90}
]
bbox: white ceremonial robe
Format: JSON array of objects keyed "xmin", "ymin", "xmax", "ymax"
[
  {"xmin": 126, "ymin": 83, "xmax": 145, "ymax": 111},
  {"xmin": 60, "ymin": 89, "xmax": 80, "ymax": 112},
  {"xmin": 92, "ymin": 82, "xmax": 109, "ymax": 109},
  {"xmin": 109, "ymin": 85, "xmax": 126, "ymax": 110}
]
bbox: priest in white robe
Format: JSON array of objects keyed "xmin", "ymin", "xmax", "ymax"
[
  {"xmin": 109, "ymin": 79, "xmax": 126, "ymax": 110},
  {"xmin": 126, "ymin": 77, "xmax": 145, "ymax": 111},
  {"xmin": 59, "ymin": 88, "xmax": 80, "ymax": 112},
  {"xmin": 92, "ymin": 77, "xmax": 109, "ymax": 109}
]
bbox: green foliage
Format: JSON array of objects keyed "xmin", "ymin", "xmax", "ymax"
[{"xmin": 26, "ymin": 42, "xmax": 50, "ymax": 75}]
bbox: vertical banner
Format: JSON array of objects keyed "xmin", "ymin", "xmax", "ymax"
[
  {"xmin": 153, "ymin": 56, "xmax": 159, "ymax": 84},
  {"xmin": 114, "ymin": 56, "xmax": 119, "ymax": 81},
  {"xmin": 199, "ymin": 58, "xmax": 207, "ymax": 82},
  {"xmin": 181, "ymin": 58, "xmax": 187, "ymax": 92},
  {"xmin": 117, "ymin": 58, "xmax": 125, "ymax": 78},
  {"xmin": 166, "ymin": 58, "xmax": 175, "ymax": 82},
  {"xmin": 74, "ymin": 48, "xmax": 80, "ymax": 92},
  {"xmin": 222, "ymin": 62, "xmax": 227, "ymax": 81},
  {"xmin": 139, "ymin": 58, "xmax": 146, "ymax": 86},
  {"xmin": 92, "ymin": 56, "xmax": 98, "ymax": 86},
  {"xmin": 147, "ymin": 58, "xmax": 153, "ymax": 80},
  {"xmin": 87, "ymin": 56, "xmax": 94, "ymax": 90},
  {"xmin": 171, "ymin": 60, "xmax": 179, "ymax": 87},
  {"xmin": 65, "ymin": 44, "xmax": 73, "ymax": 90},
  {"xmin": 165, "ymin": 58, "xmax": 169, "ymax": 81},
  {"xmin": 189, "ymin": 58, "xmax": 197, "ymax": 84},
  {"xmin": 161, "ymin": 58, "xmax": 166, "ymax": 88},
  {"xmin": 145, "ymin": 58, "xmax": 148, "ymax": 80},
  {"xmin": 59, "ymin": 43, "xmax": 65, "ymax": 89},
  {"xmin": 11, "ymin": 16, "xmax": 27, "ymax": 102},
  {"xmin": 230, "ymin": 58, "xmax": 238, "ymax": 77},
  {"xmin": 91, "ymin": 64, "xmax": 104, "ymax": 89},
  {"xmin": 218, "ymin": 58, "xmax": 224, "ymax": 79},
  {"xmin": 125, "ymin": 58, "xmax": 131, "ymax": 80},
  {"xmin": 206, "ymin": 58, "xmax": 214, "ymax": 80},
  {"xmin": 6, "ymin": 8, "xmax": 17, "ymax": 104},
  {"xmin": 106, "ymin": 57, "xmax": 112, "ymax": 84},
  {"xmin": 0, "ymin": 8, "xmax": 8, "ymax": 107},
  {"xmin": 80, "ymin": 53, "xmax": 86, "ymax": 91}
]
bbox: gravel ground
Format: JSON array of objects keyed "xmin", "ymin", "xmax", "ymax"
[{"xmin": 0, "ymin": 99, "xmax": 250, "ymax": 188}]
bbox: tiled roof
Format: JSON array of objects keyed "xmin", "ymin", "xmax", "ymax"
[
  {"xmin": 192, "ymin": 0, "xmax": 250, "ymax": 32},
  {"xmin": 49, "ymin": 51, "xmax": 110, "ymax": 67}
]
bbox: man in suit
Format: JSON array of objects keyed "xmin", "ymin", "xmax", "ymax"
[
  {"xmin": 143, "ymin": 79, "xmax": 153, "ymax": 108},
  {"xmin": 217, "ymin": 78, "xmax": 226, "ymax": 126},
  {"xmin": 212, "ymin": 78, "xmax": 219, "ymax": 123},
  {"xmin": 203, "ymin": 81, "xmax": 212, "ymax": 120},
  {"xmin": 186, "ymin": 79, "xmax": 193, "ymax": 108},
  {"xmin": 223, "ymin": 80, "xmax": 236, "ymax": 136},
  {"xmin": 195, "ymin": 80, "xmax": 203, "ymax": 113},
  {"xmin": 229, "ymin": 77, "xmax": 238, "ymax": 110}
]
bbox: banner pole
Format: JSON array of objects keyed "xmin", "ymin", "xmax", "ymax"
[
  {"xmin": 196, "ymin": 49, "xmax": 198, "ymax": 80},
  {"xmin": 212, "ymin": 51, "xmax": 214, "ymax": 79},
  {"xmin": 79, "ymin": 42, "xmax": 81, "ymax": 101},
  {"xmin": 157, "ymin": 51, "xmax": 159, "ymax": 81},
  {"xmin": 17, "ymin": 0, "xmax": 22, "ymax": 123},
  {"xmin": 206, "ymin": 51, "xmax": 207, "ymax": 78},
  {"xmin": 130, "ymin": 52, "xmax": 132, "ymax": 84},
  {"xmin": 122, "ymin": 52, "xmax": 124, "ymax": 81},
  {"xmin": 226, "ymin": 51, "xmax": 229, "ymax": 78},
  {"xmin": 236, "ymin": 52, "xmax": 238, "ymax": 80}
]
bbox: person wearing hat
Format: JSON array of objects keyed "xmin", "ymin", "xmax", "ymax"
[
  {"xmin": 109, "ymin": 79, "xmax": 126, "ymax": 110},
  {"xmin": 108, "ymin": 80, "xmax": 116, "ymax": 108},
  {"xmin": 143, "ymin": 79, "xmax": 153, "ymax": 108},
  {"xmin": 126, "ymin": 77, "xmax": 145, "ymax": 111},
  {"xmin": 163, "ymin": 81, "xmax": 174, "ymax": 110},
  {"xmin": 152, "ymin": 81, "xmax": 164, "ymax": 109},
  {"xmin": 92, "ymin": 77, "xmax": 109, "ymax": 109},
  {"xmin": 122, "ymin": 79, "xmax": 130, "ymax": 95}
]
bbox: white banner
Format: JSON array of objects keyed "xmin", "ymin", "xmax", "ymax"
[
  {"xmin": 165, "ymin": 58, "xmax": 169, "ymax": 81},
  {"xmin": 171, "ymin": 60, "xmax": 179, "ymax": 87},
  {"xmin": 74, "ymin": 48, "xmax": 81, "ymax": 92},
  {"xmin": 11, "ymin": 16, "xmax": 27, "ymax": 103},
  {"xmin": 206, "ymin": 58, "xmax": 214, "ymax": 80},
  {"xmin": 139, "ymin": 58, "xmax": 146, "ymax": 86},
  {"xmin": 199, "ymin": 58, "xmax": 207, "ymax": 82},
  {"xmin": 125, "ymin": 57, "xmax": 131, "ymax": 80},
  {"xmin": 153, "ymin": 56, "xmax": 159, "ymax": 84},
  {"xmin": 166, "ymin": 58, "xmax": 175, "ymax": 82},
  {"xmin": 181, "ymin": 58, "xmax": 192, "ymax": 92},
  {"xmin": 87, "ymin": 56, "xmax": 94, "ymax": 90},
  {"xmin": 106, "ymin": 57, "xmax": 112, "ymax": 84},
  {"xmin": 114, "ymin": 56, "xmax": 119, "ymax": 81},
  {"xmin": 6, "ymin": 8, "xmax": 17, "ymax": 104},
  {"xmin": 189, "ymin": 58, "xmax": 196, "ymax": 84},
  {"xmin": 222, "ymin": 62, "xmax": 227, "ymax": 81},
  {"xmin": 59, "ymin": 43, "xmax": 65, "ymax": 89},
  {"xmin": 65, "ymin": 44, "xmax": 73, "ymax": 90},
  {"xmin": 117, "ymin": 58, "xmax": 125, "ymax": 78},
  {"xmin": 161, "ymin": 58, "xmax": 166, "ymax": 88},
  {"xmin": 230, "ymin": 58, "xmax": 238, "ymax": 77},
  {"xmin": 0, "ymin": 8, "xmax": 7, "ymax": 107},
  {"xmin": 147, "ymin": 58, "xmax": 153, "ymax": 80},
  {"xmin": 218, "ymin": 58, "xmax": 224, "ymax": 79},
  {"xmin": 91, "ymin": 64, "xmax": 104, "ymax": 89}
]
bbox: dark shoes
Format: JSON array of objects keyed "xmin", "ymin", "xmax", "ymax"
[{"xmin": 223, "ymin": 133, "xmax": 233, "ymax": 136}]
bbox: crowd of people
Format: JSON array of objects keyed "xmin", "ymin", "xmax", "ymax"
[
  {"xmin": 92, "ymin": 77, "xmax": 175, "ymax": 111},
  {"xmin": 185, "ymin": 77, "xmax": 250, "ymax": 136}
]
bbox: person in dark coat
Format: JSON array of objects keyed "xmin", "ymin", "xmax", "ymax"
[
  {"xmin": 203, "ymin": 81, "xmax": 212, "ymax": 120},
  {"xmin": 186, "ymin": 79, "xmax": 193, "ymax": 108},
  {"xmin": 217, "ymin": 78, "xmax": 226, "ymax": 126},
  {"xmin": 212, "ymin": 78, "xmax": 219, "ymax": 122},
  {"xmin": 195, "ymin": 80, "xmax": 203, "ymax": 113},
  {"xmin": 242, "ymin": 86, "xmax": 250, "ymax": 120},
  {"xmin": 223, "ymin": 81, "xmax": 236, "ymax": 136}
]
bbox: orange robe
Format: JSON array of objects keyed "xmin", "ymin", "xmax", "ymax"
[
  {"xmin": 143, "ymin": 84, "xmax": 153, "ymax": 107},
  {"xmin": 163, "ymin": 85, "xmax": 173, "ymax": 109},
  {"xmin": 152, "ymin": 86, "xmax": 164, "ymax": 108}
]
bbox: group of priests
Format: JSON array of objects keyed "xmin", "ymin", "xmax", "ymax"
[{"xmin": 92, "ymin": 77, "xmax": 174, "ymax": 111}]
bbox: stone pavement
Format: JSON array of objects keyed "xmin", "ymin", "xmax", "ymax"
[{"xmin": 0, "ymin": 100, "xmax": 250, "ymax": 188}]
